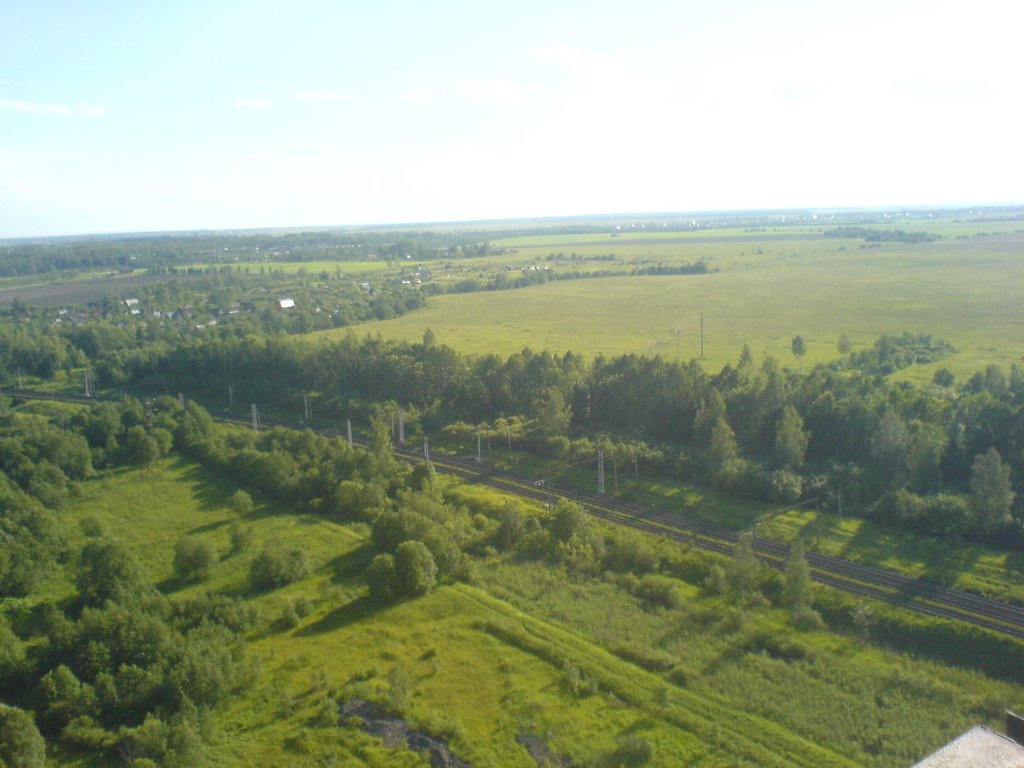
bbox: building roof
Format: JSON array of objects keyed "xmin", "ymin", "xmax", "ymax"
[{"xmin": 912, "ymin": 725, "xmax": 1024, "ymax": 768}]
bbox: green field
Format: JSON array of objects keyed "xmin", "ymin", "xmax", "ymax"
[
  {"xmin": 30, "ymin": 452, "xmax": 1024, "ymax": 767},
  {"xmin": 319, "ymin": 230, "xmax": 1024, "ymax": 382}
]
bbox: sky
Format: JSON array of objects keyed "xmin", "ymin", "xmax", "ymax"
[{"xmin": 0, "ymin": 0, "xmax": 1021, "ymax": 237}]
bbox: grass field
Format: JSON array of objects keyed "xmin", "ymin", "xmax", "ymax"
[
  {"xmin": 32, "ymin": 453, "xmax": 1024, "ymax": 767},
  {"xmin": 319, "ymin": 230, "xmax": 1024, "ymax": 382}
]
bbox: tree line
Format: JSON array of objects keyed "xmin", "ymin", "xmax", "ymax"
[{"xmin": 96, "ymin": 329, "xmax": 1022, "ymax": 547}]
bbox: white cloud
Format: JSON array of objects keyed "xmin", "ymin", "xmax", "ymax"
[
  {"xmin": 76, "ymin": 103, "xmax": 107, "ymax": 118},
  {"xmin": 457, "ymin": 78, "xmax": 534, "ymax": 108},
  {"xmin": 0, "ymin": 98, "xmax": 71, "ymax": 116},
  {"xmin": 0, "ymin": 99, "xmax": 107, "ymax": 118},
  {"xmin": 530, "ymin": 46, "xmax": 624, "ymax": 80},
  {"xmin": 233, "ymin": 97, "xmax": 275, "ymax": 110},
  {"xmin": 400, "ymin": 89, "xmax": 434, "ymax": 104},
  {"xmin": 291, "ymin": 89, "xmax": 349, "ymax": 103}
]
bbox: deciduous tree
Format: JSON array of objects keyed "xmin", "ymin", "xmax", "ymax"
[{"xmin": 970, "ymin": 448, "xmax": 1015, "ymax": 535}]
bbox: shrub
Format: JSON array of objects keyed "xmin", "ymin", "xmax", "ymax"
[
  {"xmin": 231, "ymin": 489, "xmax": 254, "ymax": 516},
  {"xmin": 249, "ymin": 547, "xmax": 308, "ymax": 590},
  {"xmin": 367, "ymin": 553, "xmax": 397, "ymax": 601},
  {"xmin": 0, "ymin": 704, "xmax": 46, "ymax": 768},
  {"xmin": 228, "ymin": 522, "xmax": 253, "ymax": 555},
  {"xmin": 633, "ymin": 574, "xmax": 681, "ymax": 609},
  {"xmin": 603, "ymin": 531, "xmax": 658, "ymax": 574},
  {"xmin": 172, "ymin": 536, "xmax": 218, "ymax": 581},
  {"xmin": 610, "ymin": 734, "xmax": 653, "ymax": 766},
  {"xmin": 394, "ymin": 541, "xmax": 437, "ymax": 597}
]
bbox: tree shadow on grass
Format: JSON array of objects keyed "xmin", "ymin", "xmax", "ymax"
[
  {"xmin": 295, "ymin": 594, "xmax": 386, "ymax": 636},
  {"xmin": 187, "ymin": 518, "xmax": 233, "ymax": 536},
  {"xmin": 180, "ymin": 461, "xmax": 238, "ymax": 512},
  {"xmin": 157, "ymin": 572, "xmax": 200, "ymax": 594},
  {"xmin": 325, "ymin": 544, "xmax": 377, "ymax": 584}
]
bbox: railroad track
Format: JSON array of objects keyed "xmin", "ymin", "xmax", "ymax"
[
  {"xmin": 9, "ymin": 387, "xmax": 1024, "ymax": 641},
  {"xmin": 399, "ymin": 446, "xmax": 1024, "ymax": 640}
]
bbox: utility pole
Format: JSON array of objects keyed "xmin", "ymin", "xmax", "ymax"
[
  {"xmin": 536, "ymin": 479, "xmax": 552, "ymax": 509},
  {"xmin": 597, "ymin": 449, "xmax": 605, "ymax": 495},
  {"xmin": 347, "ymin": 419, "xmax": 353, "ymax": 448},
  {"xmin": 251, "ymin": 403, "xmax": 259, "ymax": 431},
  {"xmin": 423, "ymin": 436, "xmax": 430, "ymax": 463},
  {"xmin": 178, "ymin": 392, "xmax": 184, "ymax": 407},
  {"xmin": 84, "ymin": 369, "xmax": 92, "ymax": 398},
  {"xmin": 634, "ymin": 451, "xmax": 639, "ymax": 478},
  {"xmin": 228, "ymin": 386, "xmax": 235, "ymax": 411},
  {"xmin": 476, "ymin": 431, "xmax": 482, "ymax": 463},
  {"xmin": 303, "ymin": 393, "xmax": 311, "ymax": 425},
  {"xmin": 398, "ymin": 409, "xmax": 405, "ymax": 445},
  {"xmin": 672, "ymin": 324, "xmax": 682, "ymax": 362}
]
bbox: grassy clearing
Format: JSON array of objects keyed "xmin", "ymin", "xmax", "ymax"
[
  {"xmin": 323, "ymin": 231, "xmax": 1024, "ymax": 380},
  {"xmin": 41, "ymin": 455, "xmax": 1024, "ymax": 767},
  {"xmin": 473, "ymin": 554, "xmax": 1023, "ymax": 768}
]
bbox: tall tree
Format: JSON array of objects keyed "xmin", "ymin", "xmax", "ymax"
[
  {"xmin": 535, "ymin": 387, "xmax": 571, "ymax": 438},
  {"xmin": 970, "ymin": 448, "xmax": 1015, "ymax": 535},
  {"xmin": 773, "ymin": 405, "xmax": 809, "ymax": 470},
  {"xmin": 791, "ymin": 335, "xmax": 807, "ymax": 361},
  {"xmin": 708, "ymin": 416, "xmax": 738, "ymax": 472},
  {"xmin": 727, "ymin": 531, "xmax": 762, "ymax": 595},
  {"xmin": 782, "ymin": 540, "xmax": 812, "ymax": 609}
]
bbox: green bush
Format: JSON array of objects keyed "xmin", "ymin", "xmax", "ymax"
[
  {"xmin": 0, "ymin": 704, "xmax": 46, "ymax": 768},
  {"xmin": 172, "ymin": 536, "xmax": 218, "ymax": 581},
  {"xmin": 367, "ymin": 553, "xmax": 397, "ymax": 601},
  {"xmin": 249, "ymin": 547, "xmax": 308, "ymax": 590},
  {"xmin": 394, "ymin": 541, "xmax": 437, "ymax": 597},
  {"xmin": 633, "ymin": 574, "xmax": 681, "ymax": 609}
]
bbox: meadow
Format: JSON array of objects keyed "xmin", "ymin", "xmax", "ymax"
[
  {"xmin": 31, "ymin": 451, "xmax": 1024, "ymax": 767},
  {"xmin": 320, "ymin": 228, "xmax": 1023, "ymax": 382}
]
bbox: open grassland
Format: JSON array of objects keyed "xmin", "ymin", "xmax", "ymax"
[
  {"xmin": 324, "ymin": 231, "xmax": 1024, "ymax": 382},
  {"xmin": 34, "ymin": 456, "xmax": 1024, "ymax": 767},
  {"xmin": 495, "ymin": 217, "xmax": 1024, "ymax": 247}
]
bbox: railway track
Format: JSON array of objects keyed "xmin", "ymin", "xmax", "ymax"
[
  {"xmin": 8, "ymin": 387, "xmax": 1024, "ymax": 641},
  {"xmin": 397, "ymin": 445, "xmax": 1024, "ymax": 640}
]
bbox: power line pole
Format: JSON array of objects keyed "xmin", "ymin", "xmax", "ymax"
[
  {"xmin": 398, "ymin": 409, "xmax": 405, "ymax": 445},
  {"xmin": 228, "ymin": 386, "xmax": 235, "ymax": 411},
  {"xmin": 347, "ymin": 419, "xmax": 353, "ymax": 448},
  {"xmin": 251, "ymin": 403, "xmax": 259, "ymax": 431},
  {"xmin": 303, "ymin": 393, "xmax": 311, "ymax": 425},
  {"xmin": 423, "ymin": 436, "xmax": 430, "ymax": 462},
  {"xmin": 84, "ymin": 369, "xmax": 92, "ymax": 397},
  {"xmin": 672, "ymin": 324, "xmax": 682, "ymax": 362},
  {"xmin": 597, "ymin": 449, "xmax": 605, "ymax": 495},
  {"xmin": 178, "ymin": 392, "xmax": 184, "ymax": 407},
  {"xmin": 476, "ymin": 431, "xmax": 482, "ymax": 463}
]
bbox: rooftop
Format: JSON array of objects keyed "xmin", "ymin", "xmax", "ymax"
[{"xmin": 912, "ymin": 725, "xmax": 1024, "ymax": 768}]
